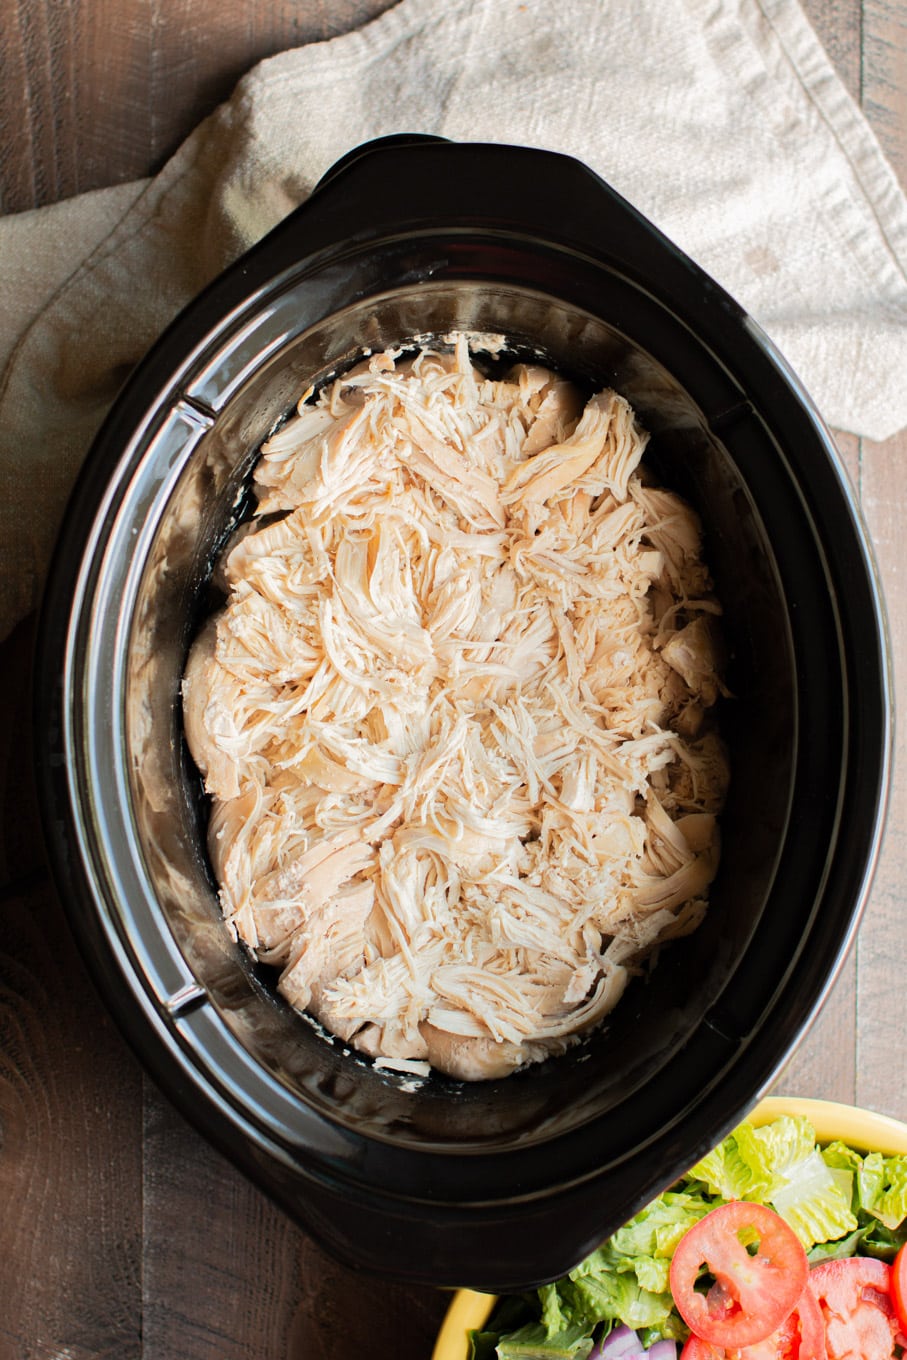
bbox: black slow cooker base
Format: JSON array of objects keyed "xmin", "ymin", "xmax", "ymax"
[{"xmin": 35, "ymin": 141, "xmax": 889, "ymax": 1288}]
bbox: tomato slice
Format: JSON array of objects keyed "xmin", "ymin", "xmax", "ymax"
[
  {"xmin": 809, "ymin": 1257, "xmax": 898, "ymax": 1360},
  {"xmin": 669, "ymin": 1202, "xmax": 809, "ymax": 1348},
  {"xmin": 679, "ymin": 1283, "xmax": 826, "ymax": 1360},
  {"xmin": 681, "ymin": 1336, "xmax": 730, "ymax": 1360},
  {"xmin": 892, "ymin": 1242, "xmax": 907, "ymax": 1334}
]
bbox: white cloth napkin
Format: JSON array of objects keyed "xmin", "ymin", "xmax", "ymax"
[{"xmin": 2, "ymin": 0, "xmax": 907, "ymax": 643}]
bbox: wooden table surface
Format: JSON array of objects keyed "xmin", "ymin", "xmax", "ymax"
[{"xmin": 1, "ymin": 1, "xmax": 906, "ymax": 1356}]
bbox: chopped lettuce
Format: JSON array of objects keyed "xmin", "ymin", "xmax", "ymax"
[
  {"xmin": 469, "ymin": 1330, "xmax": 505, "ymax": 1360},
  {"xmin": 494, "ymin": 1322, "xmax": 595, "ymax": 1359},
  {"xmin": 557, "ymin": 1263, "xmax": 673, "ymax": 1333},
  {"xmin": 768, "ymin": 1148, "xmax": 857, "ymax": 1247},
  {"xmin": 480, "ymin": 1115, "xmax": 907, "ymax": 1359},
  {"xmin": 534, "ymin": 1190, "xmax": 715, "ymax": 1342},
  {"xmin": 690, "ymin": 1120, "xmax": 778, "ymax": 1201},
  {"xmin": 470, "ymin": 1299, "xmax": 538, "ymax": 1360},
  {"xmin": 825, "ymin": 1140, "xmax": 882, "ymax": 1214},
  {"xmin": 824, "ymin": 1141, "xmax": 907, "ymax": 1233},
  {"xmin": 691, "ymin": 1116, "xmax": 857, "ymax": 1249},
  {"xmin": 607, "ymin": 1190, "xmax": 714, "ymax": 1267},
  {"xmin": 863, "ymin": 1153, "xmax": 907, "ymax": 1230},
  {"xmin": 806, "ymin": 1226, "xmax": 867, "ymax": 1264}
]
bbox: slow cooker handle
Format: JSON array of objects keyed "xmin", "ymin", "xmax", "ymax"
[
  {"xmin": 309, "ymin": 133, "xmax": 452, "ymax": 194},
  {"xmin": 256, "ymin": 136, "xmax": 726, "ymax": 310}
]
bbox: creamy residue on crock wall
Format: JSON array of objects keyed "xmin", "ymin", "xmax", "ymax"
[{"xmin": 181, "ymin": 334, "xmax": 729, "ymax": 1081}]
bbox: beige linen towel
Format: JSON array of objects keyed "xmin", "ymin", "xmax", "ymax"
[{"xmin": 2, "ymin": 0, "xmax": 907, "ymax": 642}]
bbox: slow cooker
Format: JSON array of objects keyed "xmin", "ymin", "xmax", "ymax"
[{"xmin": 34, "ymin": 136, "xmax": 891, "ymax": 1290}]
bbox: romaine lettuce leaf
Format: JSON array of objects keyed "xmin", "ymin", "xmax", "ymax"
[
  {"xmin": 823, "ymin": 1142, "xmax": 907, "ymax": 1232},
  {"xmin": 858, "ymin": 1217, "xmax": 907, "ymax": 1257},
  {"xmin": 768, "ymin": 1147, "xmax": 858, "ymax": 1247},
  {"xmin": 856, "ymin": 1150, "xmax": 887, "ymax": 1215},
  {"xmin": 494, "ymin": 1322, "xmax": 594, "ymax": 1358},
  {"xmin": 822, "ymin": 1140, "xmax": 863, "ymax": 1178},
  {"xmin": 864, "ymin": 1154, "xmax": 907, "ymax": 1230},
  {"xmin": 690, "ymin": 1123, "xmax": 771, "ymax": 1201},
  {"xmin": 692, "ymin": 1116, "xmax": 857, "ymax": 1248},
  {"xmin": 552, "ymin": 1189, "xmax": 714, "ymax": 1336},
  {"xmin": 607, "ymin": 1191, "xmax": 714, "ymax": 1264},
  {"xmin": 539, "ymin": 1283, "xmax": 569, "ymax": 1336},
  {"xmin": 806, "ymin": 1226, "xmax": 866, "ymax": 1264},
  {"xmin": 563, "ymin": 1266, "xmax": 675, "ymax": 1333},
  {"xmin": 690, "ymin": 1117, "xmax": 817, "ymax": 1202},
  {"xmin": 469, "ymin": 1329, "xmax": 504, "ymax": 1360}
]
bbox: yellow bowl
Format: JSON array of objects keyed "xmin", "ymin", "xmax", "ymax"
[{"xmin": 430, "ymin": 1097, "xmax": 907, "ymax": 1360}]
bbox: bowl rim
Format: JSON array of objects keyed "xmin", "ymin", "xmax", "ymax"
[{"xmin": 429, "ymin": 1096, "xmax": 907, "ymax": 1360}]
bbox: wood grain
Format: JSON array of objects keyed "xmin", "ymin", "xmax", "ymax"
[
  {"xmin": 141, "ymin": 1087, "xmax": 308, "ymax": 1360},
  {"xmin": 852, "ymin": 425, "xmax": 907, "ymax": 1114},
  {"xmin": 139, "ymin": 1084, "xmax": 447, "ymax": 1359},
  {"xmin": 863, "ymin": 0, "xmax": 907, "ymax": 185},
  {"xmin": 0, "ymin": 619, "xmax": 44, "ymax": 888},
  {"xmin": 0, "ymin": 882, "xmax": 143, "ymax": 1359},
  {"xmin": 0, "ymin": 620, "xmax": 144, "ymax": 1360},
  {"xmin": 802, "ymin": 0, "xmax": 864, "ymax": 99},
  {"xmin": 0, "ymin": 0, "xmax": 396, "ymax": 213}
]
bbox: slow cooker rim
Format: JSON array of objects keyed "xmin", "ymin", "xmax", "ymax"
[{"xmin": 32, "ymin": 138, "xmax": 893, "ymax": 1285}]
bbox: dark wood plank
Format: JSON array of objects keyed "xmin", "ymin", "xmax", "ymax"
[
  {"xmin": 0, "ymin": 619, "xmax": 44, "ymax": 887},
  {"xmin": 0, "ymin": 622, "xmax": 144, "ymax": 1358},
  {"xmin": 0, "ymin": 1, "xmax": 58, "ymax": 210},
  {"xmin": 141, "ymin": 1088, "xmax": 308, "ymax": 1360},
  {"xmin": 140, "ymin": 1084, "xmax": 447, "ymax": 1360},
  {"xmin": 0, "ymin": 0, "xmax": 396, "ymax": 214},
  {"xmin": 0, "ymin": 878, "xmax": 144, "ymax": 1358},
  {"xmin": 145, "ymin": 0, "xmax": 395, "ymax": 177}
]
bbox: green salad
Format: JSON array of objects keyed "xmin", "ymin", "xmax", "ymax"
[{"xmin": 469, "ymin": 1114, "xmax": 907, "ymax": 1359}]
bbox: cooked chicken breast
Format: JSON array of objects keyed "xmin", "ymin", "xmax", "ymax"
[{"xmin": 182, "ymin": 334, "xmax": 729, "ymax": 1081}]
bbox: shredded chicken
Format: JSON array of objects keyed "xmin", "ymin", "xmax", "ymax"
[{"xmin": 181, "ymin": 336, "xmax": 729, "ymax": 1080}]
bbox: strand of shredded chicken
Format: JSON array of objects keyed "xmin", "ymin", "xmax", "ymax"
[{"xmin": 182, "ymin": 335, "xmax": 729, "ymax": 1081}]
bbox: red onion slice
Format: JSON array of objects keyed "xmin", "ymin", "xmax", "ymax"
[{"xmin": 592, "ymin": 1325, "xmax": 642, "ymax": 1359}]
